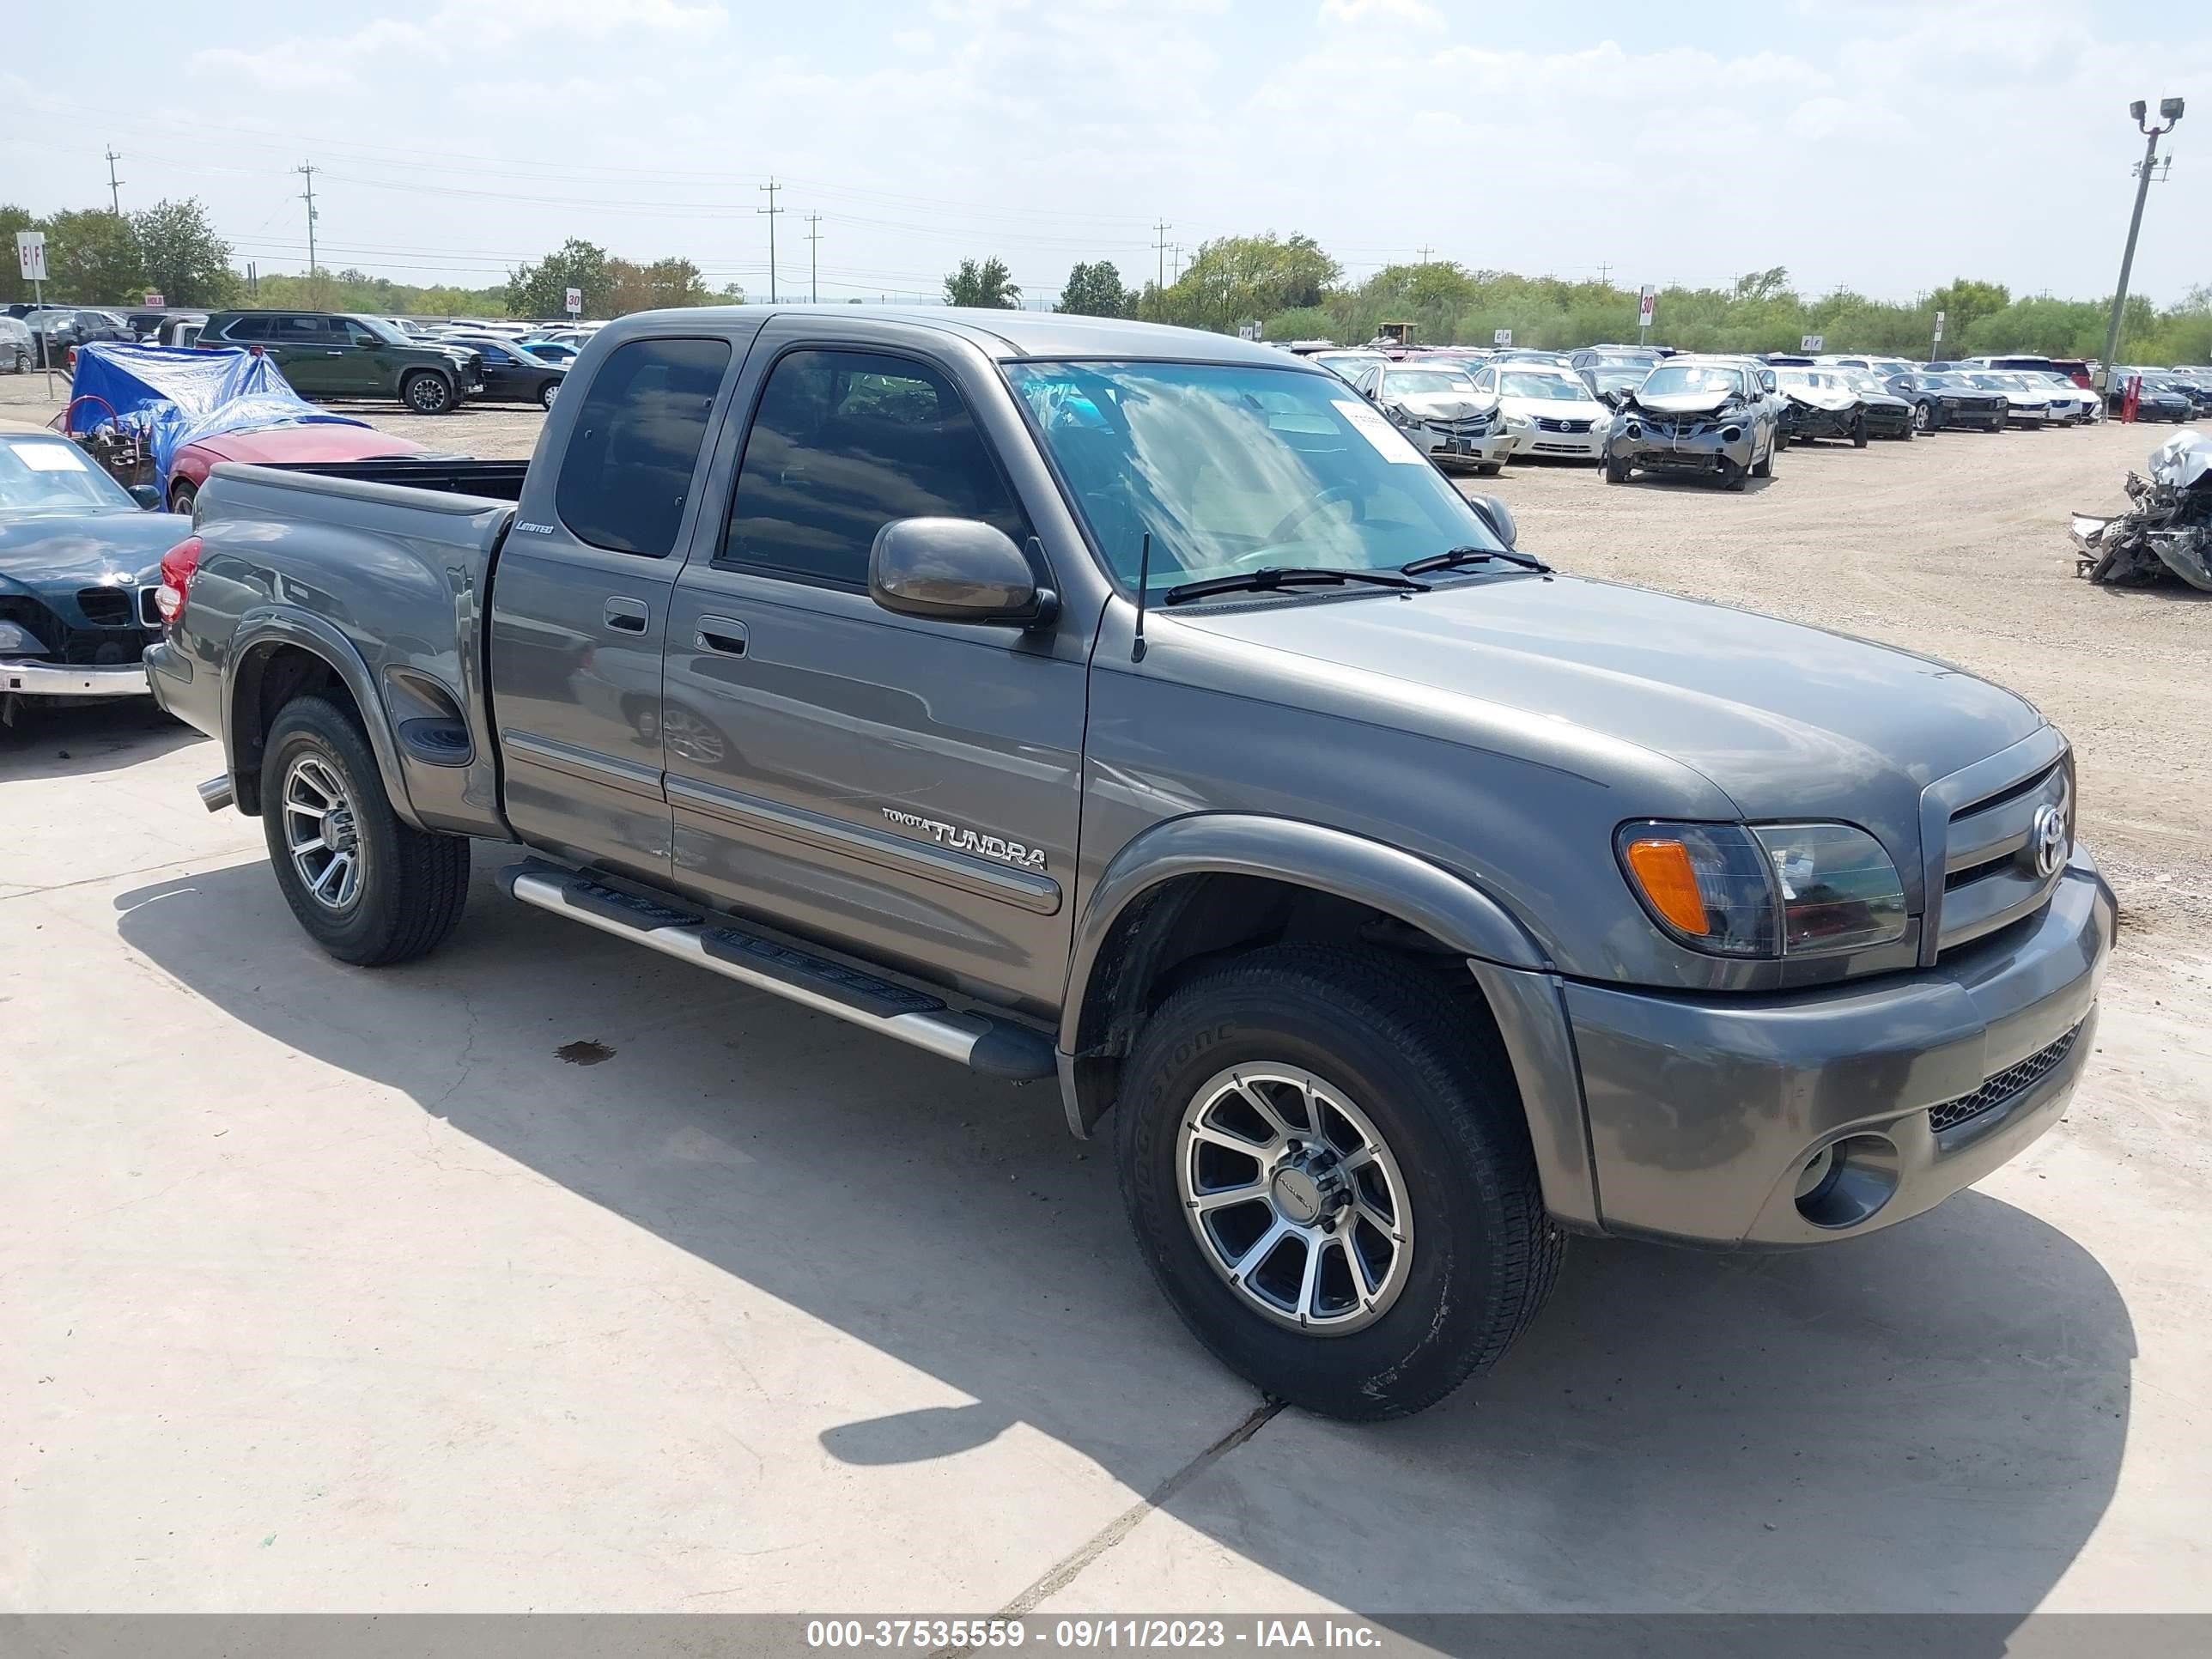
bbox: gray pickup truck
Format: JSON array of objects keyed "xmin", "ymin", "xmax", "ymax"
[{"xmin": 147, "ymin": 307, "xmax": 2115, "ymax": 1420}]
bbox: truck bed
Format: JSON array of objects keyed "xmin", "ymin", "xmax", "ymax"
[{"xmin": 252, "ymin": 457, "xmax": 531, "ymax": 498}]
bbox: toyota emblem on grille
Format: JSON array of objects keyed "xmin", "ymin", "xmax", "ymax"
[{"xmin": 2029, "ymin": 802, "xmax": 2067, "ymax": 878}]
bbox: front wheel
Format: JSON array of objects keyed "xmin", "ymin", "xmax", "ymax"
[
  {"xmin": 1850, "ymin": 416, "xmax": 1869, "ymax": 448},
  {"xmin": 260, "ymin": 695, "xmax": 471, "ymax": 966},
  {"xmin": 1474, "ymin": 460, "xmax": 1503, "ymax": 477},
  {"xmin": 1603, "ymin": 453, "xmax": 1632, "ymax": 484},
  {"xmin": 1115, "ymin": 945, "xmax": 1564, "ymax": 1421},
  {"xmin": 1913, "ymin": 402, "xmax": 1934, "ymax": 434},
  {"xmin": 168, "ymin": 480, "xmax": 197, "ymax": 517},
  {"xmin": 401, "ymin": 370, "xmax": 456, "ymax": 415}
]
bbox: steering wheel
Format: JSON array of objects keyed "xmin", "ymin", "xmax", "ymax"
[{"xmin": 1264, "ymin": 483, "xmax": 1362, "ymax": 547}]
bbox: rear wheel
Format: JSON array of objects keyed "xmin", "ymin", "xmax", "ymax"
[
  {"xmin": 260, "ymin": 695, "xmax": 470, "ymax": 966},
  {"xmin": 401, "ymin": 370, "xmax": 456, "ymax": 415},
  {"xmin": 538, "ymin": 379, "xmax": 560, "ymax": 410},
  {"xmin": 1115, "ymin": 945, "xmax": 1564, "ymax": 1421}
]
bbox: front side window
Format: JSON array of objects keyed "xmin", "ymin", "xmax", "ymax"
[
  {"xmin": 555, "ymin": 336, "xmax": 732, "ymax": 557},
  {"xmin": 722, "ymin": 348, "xmax": 1032, "ymax": 587},
  {"xmin": 1007, "ymin": 360, "xmax": 1504, "ymax": 596}
]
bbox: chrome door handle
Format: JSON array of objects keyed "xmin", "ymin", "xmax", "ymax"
[
  {"xmin": 695, "ymin": 615, "xmax": 748, "ymax": 656},
  {"xmin": 604, "ymin": 597, "xmax": 648, "ymax": 634}
]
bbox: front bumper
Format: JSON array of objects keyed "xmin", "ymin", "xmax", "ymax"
[
  {"xmin": 1553, "ymin": 848, "xmax": 2113, "ymax": 1249},
  {"xmin": 1413, "ymin": 425, "xmax": 1514, "ymax": 467},
  {"xmin": 2, "ymin": 659, "xmax": 151, "ymax": 699},
  {"xmin": 1782, "ymin": 406, "xmax": 1860, "ymax": 441},
  {"xmin": 1607, "ymin": 417, "xmax": 1757, "ymax": 477},
  {"xmin": 1512, "ymin": 421, "xmax": 1607, "ymax": 459}
]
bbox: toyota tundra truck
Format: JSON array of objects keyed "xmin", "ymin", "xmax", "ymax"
[{"xmin": 144, "ymin": 307, "xmax": 2115, "ymax": 1420}]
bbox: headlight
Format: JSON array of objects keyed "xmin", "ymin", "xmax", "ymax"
[
  {"xmin": 1504, "ymin": 412, "xmax": 1531, "ymax": 430},
  {"xmin": 1616, "ymin": 821, "xmax": 1907, "ymax": 957},
  {"xmin": 0, "ymin": 619, "xmax": 47, "ymax": 656}
]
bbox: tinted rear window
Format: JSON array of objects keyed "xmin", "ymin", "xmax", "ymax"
[
  {"xmin": 555, "ymin": 337, "xmax": 732, "ymax": 557},
  {"xmin": 221, "ymin": 315, "xmax": 270, "ymax": 341}
]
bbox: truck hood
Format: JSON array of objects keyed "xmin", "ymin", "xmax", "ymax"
[
  {"xmin": 0, "ymin": 507, "xmax": 190, "ymax": 587},
  {"xmin": 1168, "ymin": 573, "xmax": 2043, "ymax": 833}
]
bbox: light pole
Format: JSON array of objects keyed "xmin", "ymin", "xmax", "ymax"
[{"xmin": 2099, "ymin": 96, "xmax": 2183, "ymax": 390}]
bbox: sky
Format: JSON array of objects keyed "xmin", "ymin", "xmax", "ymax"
[{"xmin": 3, "ymin": 0, "xmax": 2209, "ymax": 307}]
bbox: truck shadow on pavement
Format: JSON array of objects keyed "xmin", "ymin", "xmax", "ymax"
[{"xmin": 114, "ymin": 859, "xmax": 2135, "ymax": 1628}]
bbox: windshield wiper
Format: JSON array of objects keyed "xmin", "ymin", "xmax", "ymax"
[
  {"xmin": 1400, "ymin": 544, "xmax": 1551, "ymax": 577},
  {"xmin": 1162, "ymin": 566, "xmax": 1431, "ymax": 606}
]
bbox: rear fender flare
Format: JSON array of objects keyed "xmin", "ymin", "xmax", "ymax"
[{"xmin": 222, "ymin": 608, "xmax": 422, "ymax": 829}]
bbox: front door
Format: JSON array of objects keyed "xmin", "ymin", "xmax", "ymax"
[
  {"xmin": 489, "ymin": 332, "xmax": 738, "ymax": 882},
  {"xmin": 660, "ymin": 336, "xmax": 1087, "ymax": 1012}
]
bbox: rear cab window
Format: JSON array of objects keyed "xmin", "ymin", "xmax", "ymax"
[{"xmin": 554, "ymin": 336, "xmax": 732, "ymax": 557}]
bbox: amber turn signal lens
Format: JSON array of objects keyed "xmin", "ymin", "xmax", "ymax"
[{"xmin": 1624, "ymin": 836, "xmax": 1710, "ymax": 935}]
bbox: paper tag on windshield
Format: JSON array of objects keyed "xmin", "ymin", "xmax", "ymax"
[
  {"xmin": 9, "ymin": 440, "xmax": 90, "ymax": 472},
  {"xmin": 1333, "ymin": 399, "xmax": 1427, "ymax": 465}
]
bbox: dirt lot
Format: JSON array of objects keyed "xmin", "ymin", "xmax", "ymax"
[{"xmin": 2, "ymin": 374, "xmax": 2208, "ymax": 1623}]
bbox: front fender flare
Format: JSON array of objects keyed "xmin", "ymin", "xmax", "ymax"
[
  {"xmin": 222, "ymin": 607, "xmax": 422, "ymax": 830},
  {"xmin": 1060, "ymin": 813, "xmax": 1548, "ymax": 1058}
]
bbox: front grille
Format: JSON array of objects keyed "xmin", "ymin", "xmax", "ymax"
[
  {"xmin": 0, "ymin": 594, "xmax": 150, "ymax": 666},
  {"xmin": 77, "ymin": 586, "xmax": 133, "ymax": 625},
  {"xmin": 1936, "ymin": 759, "xmax": 2069, "ymax": 955},
  {"xmin": 1929, "ymin": 1024, "xmax": 2081, "ymax": 1133},
  {"xmin": 137, "ymin": 585, "xmax": 163, "ymax": 629},
  {"xmin": 1536, "ymin": 416, "xmax": 1594, "ymax": 434}
]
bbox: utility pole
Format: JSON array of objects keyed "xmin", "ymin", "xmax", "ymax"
[
  {"xmin": 104, "ymin": 145, "xmax": 124, "ymax": 214},
  {"xmin": 805, "ymin": 212, "xmax": 821, "ymax": 304},
  {"xmin": 2100, "ymin": 97, "xmax": 2185, "ymax": 388},
  {"xmin": 1597, "ymin": 260, "xmax": 1611, "ymax": 285},
  {"xmin": 758, "ymin": 178, "xmax": 781, "ymax": 304},
  {"xmin": 1152, "ymin": 219, "xmax": 1172, "ymax": 291},
  {"xmin": 296, "ymin": 162, "xmax": 320, "ymax": 306},
  {"xmin": 1418, "ymin": 244, "xmax": 1433, "ymax": 264}
]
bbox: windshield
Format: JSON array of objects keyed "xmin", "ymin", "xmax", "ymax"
[
  {"xmin": 1496, "ymin": 371, "xmax": 1585, "ymax": 400},
  {"xmin": 1638, "ymin": 363, "xmax": 1744, "ymax": 398},
  {"xmin": 0, "ymin": 435, "xmax": 137, "ymax": 513},
  {"xmin": 1837, "ymin": 370, "xmax": 1892, "ymax": 394},
  {"xmin": 1584, "ymin": 365, "xmax": 1648, "ymax": 394},
  {"xmin": 1969, "ymin": 373, "xmax": 2018, "ymax": 390},
  {"xmin": 1383, "ymin": 369, "xmax": 1477, "ymax": 394},
  {"xmin": 1007, "ymin": 361, "xmax": 1504, "ymax": 596}
]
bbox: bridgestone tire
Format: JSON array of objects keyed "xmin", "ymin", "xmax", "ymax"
[
  {"xmin": 1115, "ymin": 945, "xmax": 1565, "ymax": 1421},
  {"xmin": 260, "ymin": 695, "xmax": 470, "ymax": 966},
  {"xmin": 402, "ymin": 370, "xmax": 456, "ymax": 415}
]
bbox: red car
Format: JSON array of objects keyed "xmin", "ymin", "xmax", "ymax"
[{"xmin": 167, "ymin": 424, "xmax": 436, "ymax": 514}]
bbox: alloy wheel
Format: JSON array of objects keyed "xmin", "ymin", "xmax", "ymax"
[
  {"xmin": 1177, "ymin": 1063, "xmax": 1413, "ymax": 1333},
  {"xmin": 283, "ymin": 754, "xmax": 365, "ymax": 911}
]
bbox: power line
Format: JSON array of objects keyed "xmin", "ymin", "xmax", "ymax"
[{"xmin": 758, "ymin": 177, "xmax": 781, "ymax": 304}]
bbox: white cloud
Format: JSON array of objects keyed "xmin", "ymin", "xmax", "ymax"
[{"xmin": 1318, "ymin": 0, "xmax": 1442, "ymax": 29}]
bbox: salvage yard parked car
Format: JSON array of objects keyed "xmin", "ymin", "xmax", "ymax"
[
  {"xmin": 1774, "ymin": 367, "xmax": 1869, "ymax": 447},
  {"xmin": 0, "ymin": 316, "xmax": 33, "ymax": 373},
  {"xmin": 0, "ymin": 419, "xmax": 185, "ymax": 717},
  {"xmin": 1905, "ymin": 371, "xmax": 2009, "ymax": 433},
  {"xmin": 2106, "ymin": 370, "xmax": 2194, "ymax": 422},
  {"xmin": 1601, "ymin": 356, "xmax": 1779, "ymax": 489},
  {"xmin": 1348, "ymin": 361, "xmax": 1514, "ymax": 474},
  {"xmin": 1970, "ymin": 371, "xmax": 2053, "ymax": 428},
  {"xmin": 1469, "ymin": 362, "xmax": 1613, "ymax": 459},
  {"xmin": 198, "ymin": 311, "xmax": 486, "ymax": 414},
  {"xmin": 1832, "ymin": 368, "xmax": 1916, "ymax": 441},
  {"xmin": 148, "ymin": 307, "xmax": 2117, "ymax": 1423},
  {"xmin": 167, "ymin": 425, "xmax": 448, "ymax": 517},
  {"xmin": 443, "ymin": 333, "xmax": 568, "ymax": 408}
]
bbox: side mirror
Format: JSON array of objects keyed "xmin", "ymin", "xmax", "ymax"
[
  {"xmin": 870, "ymin": 518, "xmax": 1058, "ymax": 629},
  {"xmin": 129, "ymin": 483, "xmax": 162, "ymax": 510},
  {"xmin": 1468, "ymin": 494, "xmax": 1517, "ymax": 550}
]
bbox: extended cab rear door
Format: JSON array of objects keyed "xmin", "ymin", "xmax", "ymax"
[
  {"xmin": 657, "ymin": 317, "xmax": 1093, "ymax": 1013},
  {"xmin": 488, "ymin": 327, "xmax": 750, "ymax": 884}
]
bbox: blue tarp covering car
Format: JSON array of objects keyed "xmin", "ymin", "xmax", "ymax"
[{"xmin": 65, "ymin": 343, "xmax": 371, "ymax": 481}]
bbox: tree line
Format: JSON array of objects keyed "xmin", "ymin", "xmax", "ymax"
[{"xmin": 969, "ymin": 234, "xmax": 2212, "ymax": 364}]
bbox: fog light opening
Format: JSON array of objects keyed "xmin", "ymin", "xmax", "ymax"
[
  {"xmin": 1794, "ymin": 1134, "xmax": 1900, "ymax": 1229},
  {"xmin": 1723, "ymin": 426, "xmax": 1743, "ymax": 442}
]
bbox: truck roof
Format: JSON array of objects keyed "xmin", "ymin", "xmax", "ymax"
[{"xmin": 594, "ymin": 304, "xmax": 1296, "ymax": 367}]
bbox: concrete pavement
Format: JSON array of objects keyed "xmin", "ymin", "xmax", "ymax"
[{"xmin": 3, "ymin": 705, "xmax": 2208, "ymax": 1623}]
